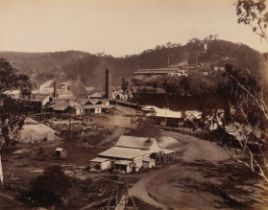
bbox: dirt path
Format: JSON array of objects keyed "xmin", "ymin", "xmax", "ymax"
[
  {"xmin": 159, "ymin": 130, "xmax": 230, "ymax": 162},
  {"xmin": 129, "ymin": 163, "xmax": 224, "ymax": 210},
  {"xmin": 129, "ymin": 169, "xmax": 169, "ymax": 210},
  {"xmin": 129, "ymin": 130, "xmax": 268, "ymax": 210}
]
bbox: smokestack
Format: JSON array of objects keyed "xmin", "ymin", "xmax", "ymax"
[
  {"xmin": 105, "ymin": 68, "xmax": 112, "ymax": 99},
  {"xmin": 53, "ymin": 80, "xmax": 57, "ymax": 97}
]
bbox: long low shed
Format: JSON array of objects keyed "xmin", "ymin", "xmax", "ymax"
[{"xmin": 89, "ymin": 135, "xmax": 175, "ymax": 173}]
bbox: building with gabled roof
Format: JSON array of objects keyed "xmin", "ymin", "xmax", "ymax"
[
  {"xmin": 23, "ymin": 93, "xmax": 52, "ymax": 112},
  {"xmin": 3, "ymin": 90, "xmax": 21, "ymax": 99},
  {"xmin": 89, "ymin": 157, "xmax": 112, "ymax": 171},
  {"xmin": 90, "ymin": 135, "xmax": 174, "ymax": 173},
  {"xmin": 30, "ymin": 94, "xmax": 52, "ymax": 106},
  {"xmin": 50, "ymin": 98, "xmax": 75, "ymax": 114},
  {"xmin": 81, "ymin": 98, "xmax": 112, "ymax": 114},
  {"xmin": 115, "ymin": 135, "xmax": 159, "ymax": 150}
]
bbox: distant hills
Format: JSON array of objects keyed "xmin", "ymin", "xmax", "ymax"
[{"xmin": 0, "ymin": 38, "xmax": 266, "ymax": 88}]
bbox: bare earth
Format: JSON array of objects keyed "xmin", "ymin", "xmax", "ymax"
[
  {"xmin": 130, "ymin": 130, "xmax": 268, "ymax": 210},
  {"xmin": 2, "ymin": 106, "xmax": 268, "ymax": 210}
]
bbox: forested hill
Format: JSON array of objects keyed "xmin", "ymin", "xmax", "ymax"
[{"xmin": 0, "ymin": 38, "xmax": 266, "ymax": 88}]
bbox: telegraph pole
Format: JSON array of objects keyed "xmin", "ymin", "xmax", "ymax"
[{"xmin": 104, "ymin": 170, "xmax": 138, "ymax": 209}]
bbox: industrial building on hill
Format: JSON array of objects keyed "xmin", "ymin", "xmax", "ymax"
[
  {"xmin": 134, "ymin": 64, "xmax": 225, "ymax": 79},
  {"xmin": 134, "ymin": 67, "xmax": 188, "ymax": 77}
]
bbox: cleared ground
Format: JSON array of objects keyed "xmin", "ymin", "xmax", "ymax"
[
  {"xmin": 1, "ymin": 106, "xmax": 268, "ymax": 210},
  {"xmin": 130, "ymin": 131, "xmax": 268, "ymax": 210},
  {"xmin": 1, "ymin": 105, "xmax": 139, "ymax": 209}
]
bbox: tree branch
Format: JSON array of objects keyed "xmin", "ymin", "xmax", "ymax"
[{"xmin": 228, "ymin": 74, "xmax": 268, "ymax": 120}]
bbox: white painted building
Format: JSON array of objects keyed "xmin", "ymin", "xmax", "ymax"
[
  {"xmin": 82, "ymin": 99, "xmax": 111, "ymax": 114},
  {"xmin": 89, "ymin": 157, "xmax": 112, "ymax": 172},
  {"xmin": 90, "ymin": 135, "xmax": 172, "ymax": 173},
  {"xmin": 3, "ymin": 90, "xmax": 21, "ymax": 99}
]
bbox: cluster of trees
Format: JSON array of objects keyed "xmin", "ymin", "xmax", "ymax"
[
  {"xmin": 231, "ymin": 0, "xmax": 268, "ymax": 179},
  {"xmin": 218, "ymin": 64, "xmax": 268, "ymax": 180},
  {"xmin": 104, "ymin": 37, "xmax": 265, "ymax": 88},
  {"xmin": 236, "ymin": 0, "xmax": 268, "ymax": 44},
  {"xmin": 0, "ymin": 59, "xmax": 32, "ymax": 152},
  {"xmin": 20, "ymin": 165, "xmax": 71, "ymax": 207},
  {"xmin": 0, "ymin": 35, "xmax": 266, "ymax": 89},
  {"xmin": 131, "ymin": 70, "xmax": 230, "ymax": 97}
]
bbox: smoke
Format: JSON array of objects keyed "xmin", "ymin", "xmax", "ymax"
[
  {"xmin": 63, "ymin": 55, "xmax": 110, "ymax": 90},
  {"xmin": 68, "ymin": 76, "xmax": 87, "ymax": 96}
]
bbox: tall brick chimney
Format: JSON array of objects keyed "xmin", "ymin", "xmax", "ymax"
[
  {"xmin": 105, "ymin": 68, "xmax": 112, "ymax": 99},
  {"xmin": 53, "ymin": 80, "xmax": 57, "ymax": 97}
]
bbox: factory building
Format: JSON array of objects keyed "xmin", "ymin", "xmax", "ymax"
[{"xmin": 89, "ymin": 135, "xmax": 174, "ymax": 173}]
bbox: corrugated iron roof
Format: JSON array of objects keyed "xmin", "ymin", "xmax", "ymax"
[
  {"xmin": 99, "ymin": 146, "xmax": 150, "ymax": 160},
  {"xmin": 146, "ymin": 107, "xmax": 183, "ymax": 119},
  {"xmin": 116, "ymin": 135, "xmax": 157, "ymax": 150},
  {"xmin": 90, "ymin": 157, "xmax": 111, "ymax": 163},
  {"xmin": 97, "ymin": 135, "xmax": 174, "ymax": 160},
  {"xmin": 30, "ymin": 94, "xmax": 50, "ymax": 102},
  {"xmin": 52, "ymin": 99, "xmax": 70, "ymax": 111}
]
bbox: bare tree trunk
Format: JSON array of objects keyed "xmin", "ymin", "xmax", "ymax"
[
  {"xmin": 254, "ymin": 159, "xmax": 268, "ymax": 182},
  {"xmin": 222, "ymin": 140, "xmax": 268, "ymax": 182},
  {"xmin": 228, "ymin": 74, "xmax": 268, "ymax": 120},
  {"xmin": 249, "ymin": 150, "xmax": 255, "ymax": 172},
  {"xmin": 0, "ymin": 154, "xmax": 3, "ymax": 187}
]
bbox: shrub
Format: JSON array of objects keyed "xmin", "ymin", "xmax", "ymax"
[{"xmin": 20, "ymin": 165, "xmax": 71, "ymax": 207}]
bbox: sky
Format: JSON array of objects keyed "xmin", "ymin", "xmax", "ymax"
[{"xmin": 0, "ymin": 0, "xmax": 267, "ymax": 56}]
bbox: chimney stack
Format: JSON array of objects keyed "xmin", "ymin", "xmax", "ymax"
[
  {"xmin": 53, "ymin": 80, "xmax": 57, "ymax": 97},
  {"xmin": 105, "ymin": 68, "xmax": 112, "ymax": 99}
]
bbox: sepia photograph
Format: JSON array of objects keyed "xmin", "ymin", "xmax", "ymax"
[{"xmin": 0, "ymin": 0, "xmax": 268, "ymax": 209}]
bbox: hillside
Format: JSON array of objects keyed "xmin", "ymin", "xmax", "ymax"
[{"xmin": 0, "ymin": 38, "xmax": 266, "ymax": 88}]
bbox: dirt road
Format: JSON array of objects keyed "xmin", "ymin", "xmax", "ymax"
[
  {"xmin": 130, "ymin": 130, "xmax": 268, "ymax": 210},
  {"xmin": 129, "ymin": 169, "xmax": 169, "ymax": 209}
]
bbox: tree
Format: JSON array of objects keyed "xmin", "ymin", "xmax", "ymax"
[
  {"xmin": 224, "ymin": 0, "xmax": 268, "ymax": 178},
  {"xmin": 224, "ymin": 64, "xmax": 268, "ymax": 122},
  {"xmin": 22, "ymin": 165, "xmax": 71, "ymax": 207},
  {"xmin": 0, "ymin": 58, "xmax": 31, "ymax": 151},
  {"xmin": 163, "ymin": 77, "xmax": 178, "ymax": 95},
  {"xmin": 236, "ymin": 0, "xmax": 268, "ymax": 44},
  {"xmin": 121, "ymin": 77, "xmax": 129, "ymax": 94},
  {"xmin": 224, "ymin": 64, "xmax": 268, "ymax": 180},
  {"xmin": 180, "ymin": 77, "xmax": 191, "ymax": 95},
  {"xmin": 0, "ymin": 58, "xmax": 31, "ymax": 186}
]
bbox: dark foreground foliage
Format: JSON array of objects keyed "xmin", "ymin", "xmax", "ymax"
[{"xmin": 19, "ymin": 165, "xmax": 71, "ymax": 207}]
